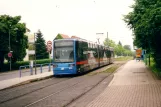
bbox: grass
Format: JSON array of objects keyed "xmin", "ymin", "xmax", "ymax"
[
  {"xmin": 115, "ymin": 56, "xmax": 133, "ymax": 61},
  {"xmin": 146, "ymin": 58, "xmax": 161, "ymax": 78},
  {"xmin": 87, "ymin": 64, "xmax": 122, "ymax": 76},
  {"xmin": 87, "ymin": 56, "xmax": 132, "ymax": 76},
  {"xmin": 102, "ymin": 65, "xmax": 120, "ymax": 73}
]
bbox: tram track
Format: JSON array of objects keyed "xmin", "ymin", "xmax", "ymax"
[
  {"xmin": 24, "ymin": 73, "xmax": 112, "ymax": 107},
  {"xmin": 24, "ymin": 77, "xmax": 85, "ymax": 107},
  {"xmin": 24, "ymin": 63, "xmax": 123, "ymax": 107},
  {"xmin": 0, "ymin": 77, "xmax": 55, "ymax": 95},
  {"xmin": 0, "ymin": 75, "xmax": 91, "ymax": 107},
  {"xmin": 0, "ymin": 62, "xmax": 123, "ymax": 107},
  {"xmin": 64, "ymin": 73, "xmax": 112, "ymax": 107},
  {"xmin": 0, "ymin": 77, "xmax": 71, "ymax": 104}
]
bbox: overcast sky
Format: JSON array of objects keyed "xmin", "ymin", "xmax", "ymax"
[{"xmin": 0, "ymin": 0, "xmax": 134, "ymax": 48}]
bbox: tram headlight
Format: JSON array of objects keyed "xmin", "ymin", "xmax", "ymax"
[{"xmin": 69, "ymin": 64, "xmax": 75, "ymax": 67}]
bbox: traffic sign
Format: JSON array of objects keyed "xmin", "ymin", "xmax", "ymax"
[
  {"xmin": 46, "ymin": 46, "xmax": 52, "ymax": 54},
  {"xmin": 47, "ymin": 41, "xmax": 52, "ymax": 53},
  {"xmin": 8, "ymin": 52, "xmax": 12, "ymax": 57},
  {"xmin": 47, "ymin": 46, "xmax": 52, "ymax": 51},
  {"xmin": 47, "ymin": 41, "xmax": 52, "ymax": 46}
]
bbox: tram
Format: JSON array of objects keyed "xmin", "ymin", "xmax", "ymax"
[{"xmin": 52, "ymin": 38, "xmax": 114, "ymax": 75}]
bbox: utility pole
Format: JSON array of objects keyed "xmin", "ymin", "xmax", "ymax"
[
  {"xmin": 107, "ymin": 32, "xmax": 108, "ymax": 47},
  {"xmin": 97, "ymin": 38, "xmax": 100, "ymax": 44},
  {"xmin": 96, "ymin": 33, "xmax": 104, "ymax": 44},
  {"xmin": 8, "ymin": 29, "xmax": 11, "ymax": 71},
  {"xmin": 34, "ymin": 33, "xmax": 37, "ymax": 75},
  {"xmin": 96, "ymin": 32, "xmax": 104, "ymax": 67}
]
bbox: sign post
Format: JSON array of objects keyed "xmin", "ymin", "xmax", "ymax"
[{"xmin": 8, "ymin": 52, "xmax": 12, "ymax": 71}]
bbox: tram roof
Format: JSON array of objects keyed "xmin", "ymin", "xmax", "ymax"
[{"xmin": 54, "ymin": 38, "xmax": 114, "ymax": 50}]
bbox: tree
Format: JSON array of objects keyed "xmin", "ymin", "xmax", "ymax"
[
  {"xmin": 54, "ymin": 33, "xmax": 63, "ymax": 40},
  {"xmin": 104, "ymin": 38, "xmax": 116, "ymax": 47},
  {"xmin": 35, "ymin": 30, "xmax": 49, "ymax": 59},
  {"xmin": 124, "ymin": 45, "xmax": 131, "ymax": 50},
  {"xmin": 0, "ymin": 15, "xmax": 28, "ymax": 66},
  {"xmin": 124, "ymin": 0, "xmax": 161, "ymax": 68},
  {"xmin": 104, "ymin": 37, "xmax": 133, "ymax": 57},
  {"xmin": 118, "ymin": 41, "xmax": 122, "ymax": 46}
]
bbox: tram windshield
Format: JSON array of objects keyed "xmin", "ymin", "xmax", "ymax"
[{"xmin": 54, "ymin": 41, "xmax": 74, "ymax": 62}]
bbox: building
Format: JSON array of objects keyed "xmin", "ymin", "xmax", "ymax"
[
  {"xmin": 23, "ymin": 29, "xmax": 34, "ymax": 61},
  {"xmin": 54, "ymin": 33, "xmax": 70, "ymax": 40}
]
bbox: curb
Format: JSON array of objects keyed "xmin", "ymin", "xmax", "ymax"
[{"xmin": 0, "ymin": 75, "xmax": 53, "ymax": 91}]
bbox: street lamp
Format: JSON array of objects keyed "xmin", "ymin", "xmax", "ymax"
[
  {"xmin": 96, "ymin": 33, "xmax": 104, "ymax": 44},
  {"xmin": 107, "ymin": 32, "xmax": 109, "ymax": 47},
  {"xmin": 34, "ymin": 33, "xmax": 37, "ymax": 75},
  {"xmin": 96, "ymin": 38, "xmax": 100, "ymax": 44}
]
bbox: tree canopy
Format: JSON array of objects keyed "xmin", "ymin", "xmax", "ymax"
[
  {"xmin": 124, "ymin": 0, "xmax": 161, "ymax": 68},
  {"xmin": 104, "ymin": 38, "xmax": 133, "ymax": 56},
  {"xmin": 54, "ymin": 33, "xmax": 63, "ymax": 40},
  {"xmin": 35, "ymin": 30, "xmax": 49, "ymax": 59},
  {"xmin": 124, "ymin": 45, "xmax": 131, "ymax": 50},
  {"xmin": 118, "ymin": 41, "xmax": 122, "ymax": 46},
  {"xmin": 0, "ymin": 15, "xmax": 28, "ymax": 63}
]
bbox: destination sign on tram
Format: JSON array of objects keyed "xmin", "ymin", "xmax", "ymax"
[{"xmin": 55, "ymin": 41, "xmax": 73, "ymax": 47}]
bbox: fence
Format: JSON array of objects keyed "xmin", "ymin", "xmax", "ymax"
[{"xmin": 19, "ymin": 63, "xmax": 52, "ymax": 77}]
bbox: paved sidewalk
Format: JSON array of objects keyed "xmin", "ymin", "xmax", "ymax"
[
  {"xmin": 0, "ymin": 66, "xmax": 49, "ymax": 81},
  {"xmin": 87, "ymin": 60, "xmax": 161, "ymax": 107}
]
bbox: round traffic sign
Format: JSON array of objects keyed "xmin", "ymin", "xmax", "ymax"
[
  {"xmin": 47, "ymin": 41, "xmax": 52, "ymax": 46},
  {"xmin": 8, "ymin": 52, "xmax": 12, "ymax": 57}
]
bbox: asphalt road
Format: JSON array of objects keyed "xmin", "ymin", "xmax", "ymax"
[{"xmin": 0, "ymin": 66, "xmax": 115, "ymax": 107}]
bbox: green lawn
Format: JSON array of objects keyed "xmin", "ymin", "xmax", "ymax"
[{"xmin": 115, "ymin": 56, "xmax": 133, "ymax": 61}]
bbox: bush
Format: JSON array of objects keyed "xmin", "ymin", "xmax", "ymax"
[
  {"xmin": 148, "ymin": 58, "xmax": 161, "ymax": 78},
  {"xmin": 1, "ymin": 59, "xmax": 52, "ymax": 72}
]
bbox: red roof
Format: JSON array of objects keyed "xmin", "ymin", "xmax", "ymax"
[
  {"xmin": 71, "ymin": 36, "xmax": 80, "ymax": 39},
  {"xmin": 60, "ymin": 34, "xmax": 70, "ymax": 38}
]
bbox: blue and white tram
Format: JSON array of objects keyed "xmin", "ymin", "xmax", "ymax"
[{"xmin": 52, "ymin": 38, "xmax": 114, "ymax": 75}]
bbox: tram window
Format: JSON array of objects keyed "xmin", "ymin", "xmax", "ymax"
[
  {"xmin": 77, "ymin": 41, "xmax": 88, "ymax": 61},
  {"xmin": 54, "ymin": 41, "xmax": 74, "ymax": 62}
]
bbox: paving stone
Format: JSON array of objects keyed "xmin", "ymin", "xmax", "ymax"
[{"xmin": 87, "ymin": 60, "xmax": 161, "ymax": 107}]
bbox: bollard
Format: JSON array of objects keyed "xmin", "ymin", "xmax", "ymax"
[
  {"xmin": 48, "ymin": 63, "xmax": 51, "ymax": 72},
  {"xmin": 19, "ymin": 67, "xmax": 22, "ymax": 78},
  {"xmin": 40, "ymin": 64, "xmax": 43, "ymax": 73},
  {"xmin": 30, "ymin": 66, "xmax": 33, "ymax": 75}
]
